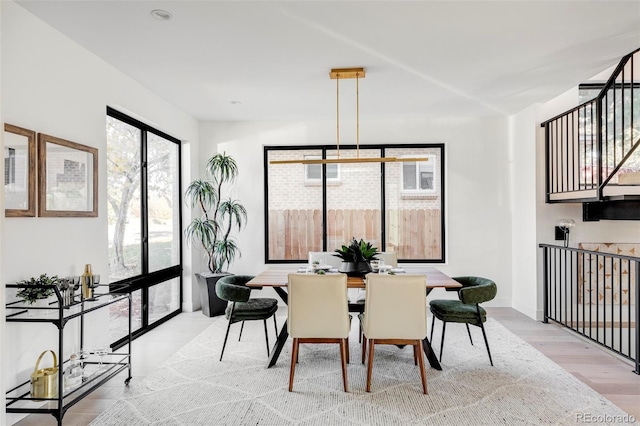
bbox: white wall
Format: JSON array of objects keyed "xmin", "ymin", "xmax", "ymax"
[
  {"xmin": 200, "ymin": 116, "xmax": 513, "ymax": 307},
  {"xmin": 1, "ymin": 3, "xmax": 200, "ymax": 424},
  {"xmin": 509, "ymin": 106, "xmax": 539, "ymax": 319}
]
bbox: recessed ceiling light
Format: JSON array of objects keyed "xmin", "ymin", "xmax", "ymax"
[{"xmin": 151, "ymin": 9, "xmax": 172, "ymax": 21}]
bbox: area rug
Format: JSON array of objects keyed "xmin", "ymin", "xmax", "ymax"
[{"xmin": 90, "ymin": 316, "xmax": 636, "ymax": 425}]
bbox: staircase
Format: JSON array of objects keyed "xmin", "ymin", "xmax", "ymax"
[{"xmin": 541, "ymin": 48, "xmax": 640, "ymax": 220}]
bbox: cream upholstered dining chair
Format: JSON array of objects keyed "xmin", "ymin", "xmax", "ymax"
[
  {"xmin": 309, "ymin": 251, "xmax": 359, "ymax": 304},
  {"xmin": 360, "ymin": 273, "xmax": 428, "ymax": 394},
  {"xmin": 287, "ymin": 273, "xmax": 350, "ymax": 392},
  {"xmin": 354, "ymin": 251, "xmax": 398, "ymax": 305}
]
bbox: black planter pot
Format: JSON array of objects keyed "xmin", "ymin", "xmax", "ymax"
[
  {"xmin": 338, "ymin": 261, "xmax": 372, "ymax": 277},
  {"xmin": 195, "ymin": 272, "xmax": 231, "ymax": 317}
]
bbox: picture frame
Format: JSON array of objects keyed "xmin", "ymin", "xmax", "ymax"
[
  {"xmin": 4, "ymin": 123, "xmax": 36, "ymax": 217},
  {"xmin": 37, "ymin": 133, "xmax": 98, "ymax": 217}
]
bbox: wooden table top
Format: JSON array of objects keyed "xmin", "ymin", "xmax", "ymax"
[{"xmin": 247, "ymin": 267, "xmax": 461, "ymax": 290}]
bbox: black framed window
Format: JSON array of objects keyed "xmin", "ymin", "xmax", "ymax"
[
  {"xmin": 264, "ymin": 144, "xmax": 445, "ymax": 263},
  {"xmin": 106, "ymin": 107, "xmax": 182, "ymax": 348}
]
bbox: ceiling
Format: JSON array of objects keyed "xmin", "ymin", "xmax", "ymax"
[{"xmin": 15, "ymin": 1, "xmax": 640, "ymax": 121}]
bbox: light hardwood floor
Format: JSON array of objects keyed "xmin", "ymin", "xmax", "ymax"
[{"xmin": 12, "ymin": 307, "xmax": 640, "ymax": 425}]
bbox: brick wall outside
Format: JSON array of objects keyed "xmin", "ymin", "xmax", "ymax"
[
  {"xmin": 267, "ymin": 147, "xmax": 442, "ymax": 210},
  {"xmin": 266, "ymin": 146, "xmax": 443, "ymax": 259}
]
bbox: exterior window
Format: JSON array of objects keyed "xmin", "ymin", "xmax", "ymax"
[
  {"xmin": 402, "ymin": 156, "xmax": 435, "ymax": 193},
  {"xmin": 305, "ymin": 156, "xmax": 339, "ymax": 181},
  {"xmin": 265, "ymin": 145, "xmax": 445, "ymax": 262},
  {"xmin": 106, "ymin": 107, "xmax": 182, "ymax": 348}
]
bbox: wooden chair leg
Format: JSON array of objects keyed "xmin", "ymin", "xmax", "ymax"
[
  {"xmin": 238, "ymin": 321, "xmax": 245, "ymax": 341},
  {"xmin": 416, "ymin": 340, "xmax": 428, "ymax": 394},
  {"xmin": 413, "ymin": 343, "xmax": 418, "ymax": 365},
  {"xmin": 361, "ymin": 334, "xmax": 367, "ymax": 364},
  {"xmin": 366, "ymin": 339, "xmax": 375, "ymax": 392},
  {"xmin": 339, "ymin": 339, "xmax": 349, "ymax": 392},
  {"xmin": 346, "ymin": 337, "xmax": 350, "ymax": 364},
  {"xmin": 289, "ymin": 338, "xmax": 299, "ymax": 392}
]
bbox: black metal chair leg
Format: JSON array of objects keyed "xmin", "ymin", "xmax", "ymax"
[
  {"xmin": 238, "ymin": 321, "xmax": 245, "ymax": 342},
  {"xmin": 273, "ymin": 315, "xmax": 278, "ymax": 338},
  {"xmin": 439, "ymin": 322, "xmax": 446, "ymax": 362},
  {"xmin": 430, "ymin": 315, "xmax": 435, "ymax": 342},
  {"xmin": 220, "ymin": 320, "xmax": 233, "ymax": 361},
  {"xmin": 465, "ymin": 324, "xmax": 474, "ymax": 345},
  {"xmin": 263, "ymin": 319, "xmax": 270, "ymax": 356},
  {"xmin": 477, "ymin": 318, "xmax": 493, "ymax": 366}
]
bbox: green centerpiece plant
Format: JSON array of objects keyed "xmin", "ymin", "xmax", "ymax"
[{"xmin": 333, "ymin": 238, "xmax": 379, "ymax": 277}]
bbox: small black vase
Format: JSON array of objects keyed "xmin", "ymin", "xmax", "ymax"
[{"xmin": 338, "ymin": 261, "xmax": 372, "ymax": 277}]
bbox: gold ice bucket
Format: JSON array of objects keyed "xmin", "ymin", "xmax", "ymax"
[{"xmin": 30, "ymin": 350, "xmax": 58, "ymax": 400}]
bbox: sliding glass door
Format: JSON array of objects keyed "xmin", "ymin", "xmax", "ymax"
[{"xmin": 106, "ymin": 107, "xmax": 182, "ymax": 348}]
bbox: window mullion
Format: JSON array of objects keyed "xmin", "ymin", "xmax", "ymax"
[
  {"xmin": 322, "ymin": 148, "xmax": 328, "ymax": 251},
  {"xmin": 141, "ymin": 130, "xmax": 149, "ymax": 275},
  {"xmin": 381, "ymin": 147, "xmax": 386, "ymax": 253}
]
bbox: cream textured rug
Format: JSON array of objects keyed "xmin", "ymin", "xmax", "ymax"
[{"xmin": 90, "ymin": 316, "xmax": 636, "ymax": 425}]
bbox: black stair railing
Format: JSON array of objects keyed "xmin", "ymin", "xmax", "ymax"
[
  {"xmin": 540, "ymin": 244, "xmax": 639, "ymax": 374},
  {"xmin": 542, "ymin": 48, "xmax": 640, "ymax": 202}
]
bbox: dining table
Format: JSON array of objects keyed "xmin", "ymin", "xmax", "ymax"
[{"xmin": 246, "ymin": 266, "xmax": 462, "ymax": 370}]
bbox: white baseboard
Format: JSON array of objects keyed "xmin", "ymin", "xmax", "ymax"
[{"xmin": 511, "ymin": 299, "xmax": 538, "ymax": 320}]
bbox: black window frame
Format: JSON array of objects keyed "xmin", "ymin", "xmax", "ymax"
[
  {"xmin": 106, "ymin": 106, "xmax": 183, "ymax": 349},
  {"xmin": 263, "ymin": 143, "xmax": 445, "ymax": 264}
]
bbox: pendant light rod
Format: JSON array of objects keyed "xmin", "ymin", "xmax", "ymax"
[
  {"xmin": 330, "ymin": 68, "xmax": 365, "ymax": 160},
  {"xmin": 336, "ymin": 72, "xmax": 340, "ymax": 158},
  {"xmin": 269, "ymin": 67, "xmax": 428, "ymax": 165},
  {"xmin": 356, "ymin": 71, "xmax": 360, "ymax": 158}
]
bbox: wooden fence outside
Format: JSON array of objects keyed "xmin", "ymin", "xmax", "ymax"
[{"xmin": 268, "ymin": 209, "xmax": 441, "ymax": 260}]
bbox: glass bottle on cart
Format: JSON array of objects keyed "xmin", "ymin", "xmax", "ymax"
[{"xmin": 64, "ymin": 353, "xmax": 83, "ymax": 390}]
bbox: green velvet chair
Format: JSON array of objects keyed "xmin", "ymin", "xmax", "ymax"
[
  {"xmin": 429, "ymin": 276, "xmax": 497, "ymax": 366},
  {"xmin": 215, "ymin": 275, "xmax": 279, "ymax": 361}
]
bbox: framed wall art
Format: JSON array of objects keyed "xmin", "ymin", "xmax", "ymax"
[
  {"xmin": 37, "ymin": 133, "xmax": 98, "ymax": 217},
  {"xmin": 4, "ymin": 123, "xmax": 36, "ymax": 217}
]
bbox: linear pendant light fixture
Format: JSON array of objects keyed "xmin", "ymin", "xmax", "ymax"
[{"xmin": 270, "ymin": 67, "xmax": 428, "ymax": 165}]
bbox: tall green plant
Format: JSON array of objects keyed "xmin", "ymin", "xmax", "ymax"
[{"xmin": 185, "ymin": 153, "xmax": 247, "ymax": 273}]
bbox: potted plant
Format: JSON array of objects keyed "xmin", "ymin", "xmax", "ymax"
[
  {"xmin": 185, "ymin": 152, "xmax": 247, "ymax": 317},
  {"xmin": 333, "ymin": 238, "xmax": 379, "ymax": 277},
  {"xmin": 16, "ymin": 274, "xmax": 60, "ymax": 305}
]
